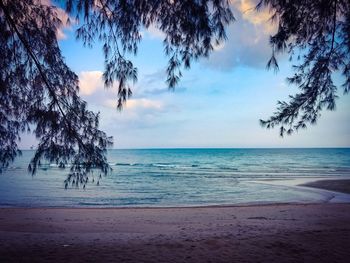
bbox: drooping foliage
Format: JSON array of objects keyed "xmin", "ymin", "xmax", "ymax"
[
  {"xmin": 1, "ymin": 0, "xmax": 349, "ymax": 187},
  {"xmin": 259, "ymin": 0, "xmax": 350, "ymax": 136},
  {"xmin": 0, "ymin": 0, "xmax": 234, "ymax": 186},
  {"xmin": 66, "ymin": 0, "xmax": 234, "ymax": 108},
  {"xmin": 0, "ymin": 0, "xmax": 113, "ymax": 188}
]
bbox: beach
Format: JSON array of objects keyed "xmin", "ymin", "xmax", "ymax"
[
  {"xmin": 1, "ymin": 150, "xmax": 350, "ymax": 262},
  {"xmin": 301, "ymin": 179, "xmax": 350, "ymax": 194},
  {"xmin": 1, "ymin": 202, "xmax": 350, "ymax": 262}
]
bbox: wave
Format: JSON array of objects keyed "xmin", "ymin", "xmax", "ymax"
[
  {"xmin": 216, "ymin": 166, "xmax": 239, "ymax": 171},
  {"xmin": 115, "ymin": 163, "xmax": 134, "ymax": 166},
  {"xmin": 115, "ymin": 162, "xmax": 199, "ymax": 169}
]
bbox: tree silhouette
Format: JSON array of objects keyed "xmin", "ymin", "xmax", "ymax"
[
  {"xmin": 0, "ymin": 0, "xmax": 349, "ymax": 186},
  {"xmin": 0, "ymin": 0, "xmax": 114, "ymax": 188},
  {"xmin": 259, "ymin": 0, "xmax": 350, "ymax": 136}
]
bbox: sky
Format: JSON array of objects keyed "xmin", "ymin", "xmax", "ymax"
[{"xmin": 20, "ymin": 0, "xmax": 350, "ymax": 149}]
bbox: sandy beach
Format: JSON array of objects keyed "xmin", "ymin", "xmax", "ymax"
[
  {"xmin": 301, "ymin": 179, "xmax": 350, "ymax": 194},
  {"xmin": 1, "ymin": 203, "xmax": 350, "ymax": 263}
]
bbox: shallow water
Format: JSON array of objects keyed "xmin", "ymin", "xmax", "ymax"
[{"xmin": 1, "ymin": 148, "xmax": 350, "ymax": 207}]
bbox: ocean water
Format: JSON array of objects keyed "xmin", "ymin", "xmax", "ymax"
[{"xmin": 0, "ymin": 148, "xmax": 350, "ymax": 207}]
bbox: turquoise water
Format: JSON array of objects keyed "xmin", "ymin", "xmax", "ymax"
[{"xmin": 0, "ymin": 148, "xmax": 350, "ymax": 207}]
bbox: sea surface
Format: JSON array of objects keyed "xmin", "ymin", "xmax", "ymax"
[{"xmin": 1, "ymin": 148, "xmax": 350, "ymax": 207}]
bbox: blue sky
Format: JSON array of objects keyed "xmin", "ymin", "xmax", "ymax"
[{"xmin": 20, "ymin": 0, "xmax": 350, "ymax": 149}]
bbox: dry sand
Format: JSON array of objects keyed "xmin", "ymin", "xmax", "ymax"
[{"xmin": 1, "ymin": 203, "xmax": 350, "ymax": 262}]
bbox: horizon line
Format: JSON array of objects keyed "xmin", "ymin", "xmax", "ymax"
[{"xmin": 20, "ymin": 146, "xmax": 350, "ymax": 151}]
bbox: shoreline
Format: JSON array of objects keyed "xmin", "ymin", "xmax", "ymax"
[
  {"xmin": 1, "ymin": 203, "xmax": 350, "ymax": 262},
  {"xmin": 300, "ymin": 179, "xmax": 350, "ymax": 194},
  {"xmin": 0, "ymin": 200, "xmax": 346, "ymax": 210},
  {"xmin": 1, "ymin": 177, "xmax": 350, "ymax": 210}
]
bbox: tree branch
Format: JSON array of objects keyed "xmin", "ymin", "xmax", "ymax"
[{"xmin": 0, "ymin": 0, "xmax": 94, "ymax": 163}]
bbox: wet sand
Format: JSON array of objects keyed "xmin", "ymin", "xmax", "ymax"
[
  {"xmin": 1, "ymin": 203, "xmax": 350, "ymax": 262},
  {"xmin": 301, "ymin": 179, "xmax": 350, "ymax": 194}
]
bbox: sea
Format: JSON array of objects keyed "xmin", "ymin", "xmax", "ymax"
[{"xmin": 0, "ymin": 148, "xmax": 350, "ymax": 207}]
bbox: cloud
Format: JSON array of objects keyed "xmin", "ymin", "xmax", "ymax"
[
  {"xmin": 78, "ymin": 70, "xmax": 171, "ymax": 112},
  {"xmin": 40, "ymin": 0, "xmax": 74, "ymax": 40},
  {"xmin": 77, "ymin": 70, "xmax": 170, "ymax": 128},
  {"xmin": 99, "ymin": 97, "xmax": 172, "ymax": 132},
  {"xmin": 231, "ymin": 0, "xmax": 276, "ymax": 34},
  {"xmin": 204, "ymin": 0, "xmax": 277, "ymax": 70},
  {"xmin": 144, "ymin": 87, "xmax": 187, "ymax": 96},
  {"xmin": 213, "ymin": 41, "xmax": 226, "ymax": 51},
  {"xmin": 143, "ymin": 69, "xmax": 166, "ymax": 85},
  {"xmin": 55, "ymin": 8, "xmax": 72, "ymax": 40},
  {"xmin": 76, "ymin": 70, "xmax": 186, "ymax": 135},
  {"xmin": 79, "ymin": 71, "xmax": 104, "ymax": 95},
  {"xmin": 126, "ymin": 98, "xmax": 163, "ymax": 110},
  {"xmin": 145, "ymin": 24, "xmax": 166, "ymax": 40},
  {"xmin": 130, "ymin": 69, "xmax": 188, "ymax": 97},
  {"xmin": 103, "ymin": 98, "xmax": 164, "ymax": 111}
]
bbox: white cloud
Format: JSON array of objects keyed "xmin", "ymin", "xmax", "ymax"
[
  {"xmin": 78, "ymin": 71, "xmax": 168, "ymax": 115},
  {"xmin": 79, "ymin": 71, "xmax": 104, "ymax": 95}
]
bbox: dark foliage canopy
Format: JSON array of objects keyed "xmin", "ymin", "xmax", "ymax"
[
  {"xmin": 259, "ymin": 0, "xmax": 350, "ymax": 136},
  {"xmin": 0, "ymin": 0, "xmax": 349, "ymax": 187}
]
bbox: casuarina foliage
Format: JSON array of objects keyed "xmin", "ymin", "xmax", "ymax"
[{"xmin": 259, "ymin": 0, "xmax": 350, "ymax": 136}]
